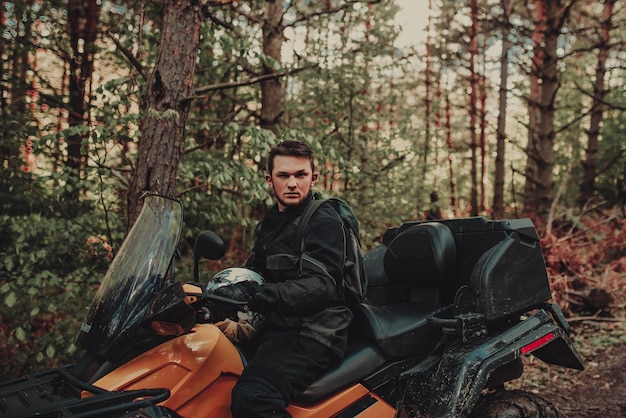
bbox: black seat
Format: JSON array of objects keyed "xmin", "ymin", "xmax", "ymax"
[
  {"xmin": 295, "ymin": 223, "xmax": 457, "ymax": 403},
  {"xmin": 294, "ymin": 340, "xmax": 385, "ymax": 405},
  {"xmin": 383, "ymin": 222, "xmax": 457, "ymax": 305},
  {"xmin": 356, "ymin": 303, "xmax": 439, "ymax": 360},
  {"xmin": 359, "ymin": 222, "xmax": 457, "ymax": 359}
]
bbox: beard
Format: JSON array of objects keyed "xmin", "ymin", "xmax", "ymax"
[{"xmin": 274, "ymin": 189, "xmax": 312, "ymax": 210}]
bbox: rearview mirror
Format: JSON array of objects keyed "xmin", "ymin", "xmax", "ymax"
[
  {"xmin": 194, "ymin": 231, "xmax": 226, "ymax": 261},
  {"xmin": 193, "ymin": 231, "xmax": 226, "ymax": 281}
]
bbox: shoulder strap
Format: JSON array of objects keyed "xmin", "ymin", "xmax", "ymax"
[{"xmin": 296, "ymin": 198, "xmax": 326, "ymax": 252}]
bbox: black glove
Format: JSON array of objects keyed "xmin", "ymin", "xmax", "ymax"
[
  {"xmin": 210, "ymin": 282, "xmax": 251, "ymax": 321},
  {"xmin": 214, "ymin": 281, "xmax": 257, "ymax": 302},
  {"xmin": 214, "ymin": 281, "xmax": 273, "ymax": 313}
]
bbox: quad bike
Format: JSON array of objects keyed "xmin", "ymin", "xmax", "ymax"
[{"xmin": 0, "ymin": 195, "xmax": 584, "ymax": 417}]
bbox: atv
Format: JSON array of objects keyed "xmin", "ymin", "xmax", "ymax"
[{"xmin": 0, "ymin": 194, "xmax": 584, "ymax": 417}]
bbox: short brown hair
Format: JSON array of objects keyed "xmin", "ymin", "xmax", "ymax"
[{"xmin": 268, "ymin": 140, "xmax": 316, "ymax": 174}]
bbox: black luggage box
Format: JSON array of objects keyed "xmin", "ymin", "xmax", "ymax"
[{"xmin": 367, "ymin": 217, "xmax": 552, "ymax": 320}]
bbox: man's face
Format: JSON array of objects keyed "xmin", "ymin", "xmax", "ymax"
[{"xmin": 266, "ymin": 155, "xmax": 318, "ymax": 211}]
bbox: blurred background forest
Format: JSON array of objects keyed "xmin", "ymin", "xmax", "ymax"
[{"xmin": 1, "ymin": 0, "xmax": 625, "ymax": 379}]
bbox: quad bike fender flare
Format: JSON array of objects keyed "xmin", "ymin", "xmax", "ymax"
[
  {"xmin": 405, "ymin": 308, "xmax": 584, "ymax": 418},
  {"xmin": 530, "ymin": 303, "xmax": 585, "ymax": 370}
]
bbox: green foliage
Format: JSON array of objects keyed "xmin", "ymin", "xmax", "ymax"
[
  {"xmin": 1, "ymin": 0, "xmax": 625, "ymax": 382},
  {"xmin": 595, "ymin": 105, "xmax": 626, "ymax": 206},
  {"xmin": 0, "ymin": 210, "xmax": 114, "ymax": 378}
]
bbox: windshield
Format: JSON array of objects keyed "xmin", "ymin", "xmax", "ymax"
[{"xmin": 76, "ymin": 195, "xmax": 183, "ymax": 359}]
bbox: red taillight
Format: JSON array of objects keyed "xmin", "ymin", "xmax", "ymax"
[{"xmin": 521, "ymin": 332, "xmax": 555, "ymax": 355}]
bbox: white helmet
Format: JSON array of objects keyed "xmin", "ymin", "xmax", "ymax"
[{"xmin": 206, "ymin": 267, "xmax": 266, "ymax": 344}]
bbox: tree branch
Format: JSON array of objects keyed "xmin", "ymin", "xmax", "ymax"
[
  {"xmin": 573, "ymin": 79, "xmax": 626, "ymax": 111},
  {"xmin": 106, "ymin": 31, "xmax": 148, "ymax": 81},
  {"xmin": 190, "ymin": 65, "xmax": 314, "ymax": 97}
]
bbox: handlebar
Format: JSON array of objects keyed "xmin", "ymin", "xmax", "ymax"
[{"xmin": 205, "ymin": 293, "xmax": 250, "ymax": 312}]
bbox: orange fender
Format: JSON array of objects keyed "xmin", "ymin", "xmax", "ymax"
[{"xmin": 93, "ymin": 324, "xmax": 242, "ymax": 417}]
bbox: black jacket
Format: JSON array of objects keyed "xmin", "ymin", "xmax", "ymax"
[{"xmin": 246, "ymin": 194, "xmax": 353, "ymax": 357}]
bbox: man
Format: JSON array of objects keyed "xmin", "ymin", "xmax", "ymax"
[
  {"xmin": 426, "ymin": 190, "xmax": 444, "ymax": 220},
  {"xmin": 215, "ymin": 140, "xmax": 353, "ymax": 417}
]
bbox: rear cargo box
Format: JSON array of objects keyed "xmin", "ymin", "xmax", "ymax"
[{"xmin": 377, "ymin": 217, "xmax": 552, "ymax": 318}]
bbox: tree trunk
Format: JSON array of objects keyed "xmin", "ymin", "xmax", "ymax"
[
  {"xmin": 533, "ymin": 0, "xmax": 566, "ymax": 215},
  {"xmin": 259, "ymin": 1, "xmax": 284, "ymax": 132},
  {"xmin": 468, "ymin": 0, "xmax": 479, "ymax": 216},
  {"xmin": 479, "ymin": 64, "xmax": 488, "ymax": 214},
  {"xmin": 435, "ymin": 75, "xmax": 442, "ymax": 186},
  {"xmin": 579, "ymin": 0, "xmax": 615, "ymax": 205},
  {"xmin": 523, "ymin": 0, "xmax": 568, "ymax": 216},
  {"xmin": 423, "ymin": 0, "xmax": 433, "ymax": 185},
  {"xmin": 523, "ymin": 0, "xmax": 546, "ymax": 216},
  {"xmin": 445, "ymin": 89, "xmax": 459, "ymax": 216},
  {"xmin": 66, "ymin": 0, "xmax": 100, "ymax": 198},
  {"xmin": 493, "ymin": 0, "xmax": 513, "ymax": 219},
  {"xmin": 126, "ymin": 0, "xmax": 204, "ymax": 228}
]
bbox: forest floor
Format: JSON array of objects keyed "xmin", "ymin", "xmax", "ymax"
[{"xmin": 511, "ymin": 307, "xmax": 626, "ymax": 417}]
